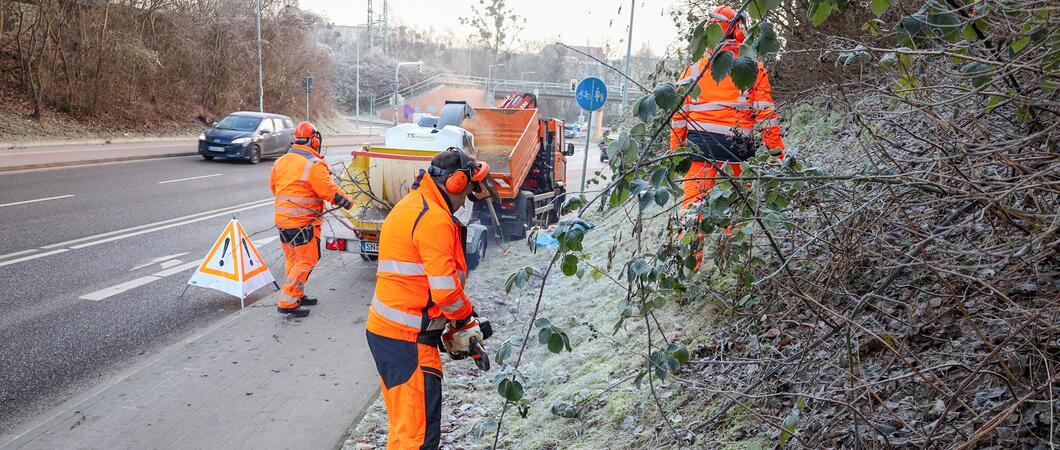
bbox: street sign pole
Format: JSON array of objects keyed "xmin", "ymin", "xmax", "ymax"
[
  {"xmin": 303, "ymin": 76, "xmax": 313, "ymax": 121},
  {"xmin": 575, "ymin": 77, "xmax": 607, "ymax": 193},
  {"xmin": 581, "ymin": 110, "xmax": 593, "ymax": 192}
]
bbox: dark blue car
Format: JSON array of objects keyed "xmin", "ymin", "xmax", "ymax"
[{"xmin": 198, "ymin": 112, "xmax": 295, "ymax": 164}]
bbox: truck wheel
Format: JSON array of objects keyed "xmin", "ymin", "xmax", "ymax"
[
  {"xmin": 466, "ymin": 238, "xmax": 486, "ymax": 270},
  {"xmin": 504, "ymin": 191, "xmax": 534, "ymax": 240},
  {"xmin": 547, "ymin": 189, "xmax": 566, "ymax": 224}
]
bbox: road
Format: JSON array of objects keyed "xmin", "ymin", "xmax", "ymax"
[
  {"xmin": 0, "ymin": 133, "xmax": 607, "ymax": 434},
  {"xmin": 0, "ymin": 140, "xmax": 373, "ymax": 433}
]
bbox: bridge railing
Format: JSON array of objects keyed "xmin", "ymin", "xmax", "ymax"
[{"xmin": 371, "ymin": 73, "xmax": 613, "ymax": 113}]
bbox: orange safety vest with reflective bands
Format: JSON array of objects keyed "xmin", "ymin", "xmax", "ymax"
[
  {"xmin": 670, "ymin": 48, "xmax": 785, "ymax": 152},
  {"xmin": 269, "ymin": 144, "xmax": 345, "ymax": 229},
  {"xmin": 367, "ymin": 172, "xmax": 474, "ymax": 344}
]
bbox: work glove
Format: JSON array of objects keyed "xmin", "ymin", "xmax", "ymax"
[{"xmin": 332, "ymin": 193, "xmax": 352, "ymax": 210}]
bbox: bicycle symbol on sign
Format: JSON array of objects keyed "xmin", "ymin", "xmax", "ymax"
[{"xmin": 576, "ymin": 90, "xmax": 592, "ymax": 101}]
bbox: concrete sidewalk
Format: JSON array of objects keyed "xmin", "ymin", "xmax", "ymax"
[{"xmin": 0, "ymin": 254, "xmax": 381, "ymax": 449}]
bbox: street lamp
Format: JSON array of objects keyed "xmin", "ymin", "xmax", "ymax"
[
  {"xmin": 393, "ymin": 60, "xmax": 424, "ymax": 124},
  {"xmin": 255, "ymin": 0, "xmax": 263, "ymax": 112},
  {"xmin": 520, "ymin": 71, "xmax": 536, "ymax": 81},
  {"xmin": 486, "ymin": 63, "xmax": 505, "ymax": 106},
  {"xmin": 619, "ymin": 0, "xmax": 635, "ymax": 118}
]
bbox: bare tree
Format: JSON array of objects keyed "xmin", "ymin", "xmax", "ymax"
[{"xmin": 458, "ymin": 0, "xmax": 525, "ymax": 59}]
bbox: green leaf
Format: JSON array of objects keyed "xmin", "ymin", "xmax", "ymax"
[
  {"xmin": 929, "ymin": 12, "xmax": 960, "ymax": 41},
  {"xmin": 961, "ymin": 24, "xmax": 979, "ymax": 42},
  {"xmin": 633, "ymin": 94, "xmax": 657, "ymax": 122},
  {"xmin": 675, "ymin": 156, "xmax": 693, "ymax": 174},
  {"xmin": 671, "ymin": 343, "xmax": 690, "ymax": 364},
  {"xmin": 654, "ymin": 189, "xmax": 670, "ymax": 206},
  {"xmin": 690, "ymin": 20, "xmax": 709, "ymax": 60},
  {"xmin": 534, "ymin": 317, "xmax": 553, "ymax": 328},
  {"xmin": 710, "ymin": 50, "xmax": 734, "ymax": 83},
  {"xmin": 739, "ymin": 44, "xmax": 757, "ymax": 60},
  {"xmin": 809, "ymin": 0, "xmax": 833, "ymax": 26},
  {"xmin": 1011, "ymin": 35, "xmax": 1030, "ymax": 53},
  {"xmin": 561, "ymin": 254, "xmax": 579, "ymax": 276},
  {"xmin": 650, "ymin": 167, "xmax": 669, "ymax": 187},
  {"xmin": 495, "ymin": 341, "xmax": 512, "ymax": 365},
  {"xmin": 870, "ymin": 0, "xmax": 888, "ymax": 17},
  {"xmin": 538, "ymin": 326, "xmax": 553, "ymax": 345},
  {"xmin": 547, "ymin": 333, "xmax": 564, "ymax": 353},
  {"xmin": 748, "ymin": 0, "xmax": 767, "ymax": 20},
  {"xmin": 630, "ymin": 123, "xmax": 647, "ymax": 139},
  {"xmin": 498, "ymin": 378, "xmax": 524, "ymax": 402},
  {"xmin": 879, "ymin": 52, "xmax": 898, "ymax": 69},
  {"xmin": 730, "ymin": 56, "xmax": 759, "ymax": 91},
  {"xmin": 962, "ymin": 62, "xmax": 992, "ymax": 88},
  {"xmin": 652, "ymin": 83, "xmax": 678, "ymax": 109},
  {"xmin": 706, "ymin": 22, "xmax": 724, "ymax": 50},
  {"xmin": 753, "ymin": 22, "xmax": 780, "ymax": 56}
]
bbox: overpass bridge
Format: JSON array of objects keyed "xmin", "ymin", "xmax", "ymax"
[{"xmin": 371, "ymin": 73, "xmax": 624, "ymax": 112}]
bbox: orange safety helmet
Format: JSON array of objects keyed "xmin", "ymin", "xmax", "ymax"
[
  {"xmin": 294, "ymin": 121, "xmax": 321, "ymax": 150},
  {"xmin": 708, "ymin": 6, "xmax": 747, "ymax": 44}
]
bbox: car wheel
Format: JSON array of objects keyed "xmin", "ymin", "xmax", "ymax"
[
  {"xmin": 202, "ymin": 154, "xmax": 214, "ymax": 161},
  {"xmin": 466, "ymin": 237, "xmax": 487, "ymax": 270},
  {"xmin": 247, "ymin": 145, "xmax": 261, "ymax": 164}
]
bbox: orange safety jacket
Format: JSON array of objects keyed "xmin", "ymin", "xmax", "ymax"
[
  {"xmin": 670, "ymin": 47, "xmax": 785, "ymax": 152},
  {"xmin": 269, "ymin": 144, "xmax": 347, "ymax": 229},
  {"xmin": 367, "ymin": 172, "xmax": 474, "ymax": 344}
]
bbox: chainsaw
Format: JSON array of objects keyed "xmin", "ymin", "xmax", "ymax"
[{"xmin": 442, "ymin": 318, "xmax": 493, "ymax": 371}]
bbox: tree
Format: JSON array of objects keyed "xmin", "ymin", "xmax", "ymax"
[{"xmin": 459, "ymin": 0, "xmax": 525, "ymax": 59}]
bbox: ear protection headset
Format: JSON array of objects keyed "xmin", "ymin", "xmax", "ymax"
[
  {"xmin": 428, "ymin": 148, "xmax": 489, "ymax": 194},
  {"xmin": 310, "ymin": 131, "xmax": 322, "ymax": 151}
]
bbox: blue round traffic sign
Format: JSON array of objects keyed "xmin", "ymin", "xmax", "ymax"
[{"xmin": 575, "ymin": 77, "xmax": 607, "ymax": 111}]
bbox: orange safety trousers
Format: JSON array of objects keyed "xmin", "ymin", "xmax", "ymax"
[
  {"xmin": 277, "ymin": 225, "xmax": 321, "ymax": 309},
  {"xmin": 366, "ymin": 330, "xmax": 443, "ymax": 450},
  {"xmin": 682, "ymin": 160, "xmax": 743, "ymax": 210}
]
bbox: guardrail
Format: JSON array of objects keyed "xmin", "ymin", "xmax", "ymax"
[{"xmin": 372, "ymin": 74, "xmax": 586, "ymax": 112}]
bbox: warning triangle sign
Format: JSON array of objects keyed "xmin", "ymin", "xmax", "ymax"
[{"xmin": 186, "ymin": 219, "xmax": 276, "ymax": 307}]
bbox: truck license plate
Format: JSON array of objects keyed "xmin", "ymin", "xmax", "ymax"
[
  {"xmin": 360, "ymin": 241, "xmax": 379, "ymax": 254},
  {"xmin": 208, "ymin": 146, "xmax": 225, "ymax": 152}
]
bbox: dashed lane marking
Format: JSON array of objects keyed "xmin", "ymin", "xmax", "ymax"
[
  {"xmin": 0, "ymin": 249, "xmax": 69, "ymax": 269},
  {"xmin": 157, "ymin": 173, "xmax": 223, "ymax": 184},
  {"xmin": 79, "ymin": 276, "xmax": 161, "ymax": 301},
  {"xmin": 0, "ymin": 194, "xmax": 75, "ymax": 208}
]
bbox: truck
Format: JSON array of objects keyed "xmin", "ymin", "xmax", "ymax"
[{"xmin": 322, "ymin": 99, "xmax": 575, "ymax": 268}]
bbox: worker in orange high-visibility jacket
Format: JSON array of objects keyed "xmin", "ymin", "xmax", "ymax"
[
  {"xmin": 671, "ymin": 5, "xmax": 786, "ymax": 210},
  {"xmin": 366, "ymin": 148, "xmax": 490, "ymax": 449},
  {"xmin": 269, "ymin": 121, "xmax": 351, "ymax": 317}
]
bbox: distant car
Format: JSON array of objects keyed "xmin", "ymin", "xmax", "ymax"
[
  {"xmin": 563, "ymin": 124, "xmax": 580, "ymax": 139},
  {"xmin": 198, "ymin": 112, "xmax": 295, "ymax": 164},
  {"xmin": 599, "ymin": 139, "xmax": 610, "ymax": 162}
]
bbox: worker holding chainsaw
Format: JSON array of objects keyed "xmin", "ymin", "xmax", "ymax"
[
  {"xmin": 269, "ymin": 121, "xmax": 352, "ymax": 318},
  {"xmin": 366, "ymin": 148, "xmax": 493, "ymax": 449}
]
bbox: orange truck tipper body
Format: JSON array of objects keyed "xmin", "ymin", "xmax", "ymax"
[{"xmin": 462, "ymin": 107, "xmax": 568, "ymax": 200}]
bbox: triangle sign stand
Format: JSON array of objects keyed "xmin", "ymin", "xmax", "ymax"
[{"xmin": 183, "ymin": 218, "xmax": 278, "ymax": 309}]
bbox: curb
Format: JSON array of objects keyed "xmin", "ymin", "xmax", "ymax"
[{"xmin": 0, "ymin": 152, "xmax": 196, "ymax": 173}]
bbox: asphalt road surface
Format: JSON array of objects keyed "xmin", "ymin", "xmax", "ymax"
[{"xmin": 0, "ymin": 141, "xmax": 371, "ymax": 433}]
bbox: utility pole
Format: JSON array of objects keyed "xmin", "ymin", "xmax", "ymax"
[
  {"xmin": 486, "ymin": 63, "xmax": 504, "ymax": 106},
  {"xmin": 393, "ymin": 61, "xmax": 423, "ymax": 125},
  {"xmin": 255, "ymin": 0, "xmax": 263, "ymax": 112},
  {"xmin": 355, "ymin": 35, "xmax": 361, "ymax": 129},
  {"xmin": 619, "ymin": 0, "xmax": 635, "ymax": 118}
]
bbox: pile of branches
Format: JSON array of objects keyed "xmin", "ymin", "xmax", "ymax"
[{"xmin": 492, "ymin": 0, "xmax": 1057, "ymax": 448}]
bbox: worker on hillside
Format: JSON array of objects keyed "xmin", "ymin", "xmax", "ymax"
[
  {"xmin": 366, "ymin": 148, "xmax": 489, "ymax": 449},
  {"xmin": 269, "ymin": 121, "xmax": 351, "ymax": 317},
  {"xmin": 671, "ymin": 5, "xmax": 785, "ymax": 210}
]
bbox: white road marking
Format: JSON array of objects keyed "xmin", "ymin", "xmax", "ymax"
[
  {"xmin": 252, "ymin": 235, "xmax": 279, "ymax": 247},
  {"xmin": 0, "ymin": 249, "xmax": 38, "ymax": 261},
  {"xmin": 131, "ymin": 252, "xmax": 190, "ymax": 271},
  {"xmin": 159, "ymin": 259, "xmax": 184, "ymax": 269},
  {"xmin": 70, "ymin": 201, "xmax": 272, "ymax": 250},
  {"xmin": 0, "ymin": 194, "xmax": 74, "ymax": 208},
  {"xmin": 152, "ymin": 260, "xmax": 202, "ymax": 277},
  {"xmin": 43, "ymin": 198, "xmax": 272, "ymax": 249},
  {"xmin": 0, "ymin": 249, "xmax": 68, "ymax": 268},
  {"xmin": 157, "ymin": 173, "xmax": 223, "ymax": 184},
  {"xmin": 79, "ymin": 276, "xmax": 161, "ymax": 301}
]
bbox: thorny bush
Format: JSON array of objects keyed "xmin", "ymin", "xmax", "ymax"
[{"xmin": 493, "ymin": 0, "xmax": 1058, "ymax": 448}]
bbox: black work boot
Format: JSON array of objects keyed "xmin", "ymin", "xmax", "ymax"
[
  {"xmin": 277, "ymin": 305, "xmax": 310, "ymax": 317},
  {"xmin": 299, "ymin": 295, "xmax": 318, "ymax": 306}
]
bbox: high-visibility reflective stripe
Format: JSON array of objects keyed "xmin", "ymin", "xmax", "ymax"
[
  {"xmin": 756, "ymin": 118, "xmax": 780, "ymax": 128},
  {"xmin": 300, "ymin": 160, "xmax": 314, "ymax": 182},
  {"xmin": 276, "ymin": 195, "xmax": 323, "ymax": 206},
  {"xmin": 439, "ymin": 299, "xmax": 465, "ymax": 312},
  {"xmin": 371, "ymin": 296, "xmax": 422, "ymax": 327},
  {"xmin": 428, "ymin": 276, "xmax": 456, "ymax": 290},
  {"xmin": 672, "ymin": 120, "xmax": 688, "ymax": 128},
  {"xmin": 275, "ymin": 206, "xmax": 314, "ymax": 216},
  {"xmin": 750, "ymin": 101, "xmax": 775, "ymax": 110},
  {"xmin": 377, "ymin": 260, "xmax": 426, "ymax": 275},
  {"xmin": 676, "ymin": 60, "xmax": 702, "ymax": 86},
  {"xmin": 686, "ymin": 121, "xmax": 737, "ymax": 136},
  {"xmin": 289, "ymin": 149, "xmax": 319, "ymax": 162}
]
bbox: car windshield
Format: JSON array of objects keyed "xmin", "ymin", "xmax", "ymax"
[{"xmin": 214, "ymin": 115, "xmax": 261, "ymax": 131}]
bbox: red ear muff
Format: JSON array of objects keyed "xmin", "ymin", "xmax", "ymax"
[
  {"xmin": 311, "ymin": 136, "xmax": 320, "ymax": 150},
  {"xmin": 445, "ymin": 170, "xmax": 469, "ymax": 194},
  {"xmin": 471, "ymin": 161, "xmax": 490, "ymax": 182}
]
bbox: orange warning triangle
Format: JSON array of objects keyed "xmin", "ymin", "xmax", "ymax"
[{"xmin": 197, "ymin": 220, "xmax": 240, "ymax": 281}]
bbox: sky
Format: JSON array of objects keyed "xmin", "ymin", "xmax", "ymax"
[{"xmin": 298, "ymin": 0, "xmax": 684, "ymax": 56}]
